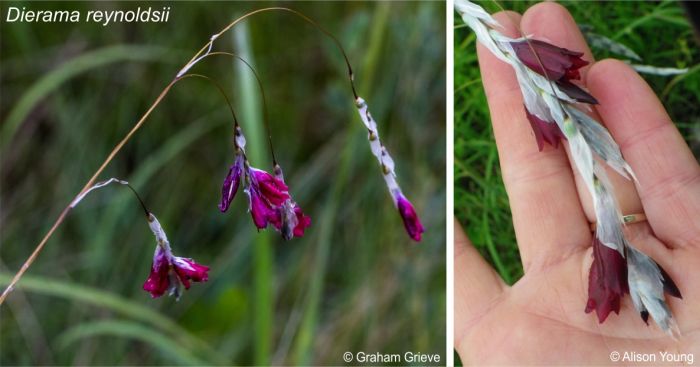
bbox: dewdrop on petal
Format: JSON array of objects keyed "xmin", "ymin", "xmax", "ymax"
[
  {"xmin": 355, "ymin": 97, "xmax": 425, "ymax": 242},
  {"xmin": 142, "ymin": 213, "xmax": 209, "ymax": 300}
]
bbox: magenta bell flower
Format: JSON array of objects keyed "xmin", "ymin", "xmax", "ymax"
[
  {"xmin": 219, "ymin": 153, "xmax": 244, "ymax": 212},
  {"xmin": 143, "ymin": 246, "xmax": 210, "ymax": 300},
  {"xmin": 142, "ymin": 214, "xmax": 209, "ymax": 300},
  {"xmin": 247, "ymin": 185, "xmax": 280, "ymax": 229},
  {"xmin": 250, "ymin": 168, "xmax": 289, "ymax": 206},
  {"xmin": 290, "ymin": 205, "xmax": 311, "ymax": 237},
  {"xmin": 524, "ymin": 107, "xmax": 566, "ymax": 151},
  {"xmin": 245, "ymin": 167, "xmax": 290, "ymax": 229},
  {"xmin": 396, "ymin": 194, "xmax": 425, "ymax": 241}
]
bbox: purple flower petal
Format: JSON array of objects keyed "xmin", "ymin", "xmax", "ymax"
[
  {"xmin": 292, "ymin": 205, "xmax": 311, "ymax": 238},
  {"xmin": 143, "ymin": 246, "xmax": 209, "ymax": 298},
  {"xmin": 524, "ymin": 107, "xmax": 567, "ymax": 151},
  {"xmin": 248, "ymin": 188, "xmax": 279, "ymax": 229},
  {"xmin": 172, "ymin": 257, "xmax": 210, "ymax": 290},
  {"xmin": 251, "ymin": 168, "xmax": 289, "ymax": 206},
  {"xmin": 143, "ymin": 247, "xmax": 171, "ymax": 298},
  {"xmin": 396, "ymin": 195, "xmax": 425, "ymax": 242},
  {"xmin": 219, "ymin": 154, "xmax": 244, "ymax": 213}
]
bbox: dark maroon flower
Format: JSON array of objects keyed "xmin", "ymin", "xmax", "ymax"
[
  {"xmin": 219, "ymin": 154, "xmax": 244, "ymax": 212},
  {"xmin": 658, "ymin": 265, "xmax": 682, "ymax": 299},
  {"xmin": 524, "ymin": 107, "xmax": 567, "ymax": 151},
  {"xmin": 510, "ymin": 39, "xmax": 588, "ymax": 82},
  {"xmin": 556, "ymin": 80, "xmax": 598, "ymax": 105},
  {"xmin": 143, "ymin": 246, "xmax": 210, "ymax": 300},
  {"xmin": 585, "ymin": 238, "xmax": 628, "ymax": 323},
  {"xmin": 396, "ymin": 194, "xmax": 424, "ymax": 242}
]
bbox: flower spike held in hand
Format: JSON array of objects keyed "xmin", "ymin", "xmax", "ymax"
[{"xmin": 455, "ymin": 0, "xmax": 682, "ymax": 337}]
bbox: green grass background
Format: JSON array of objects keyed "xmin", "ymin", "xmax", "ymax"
[
  {"xmin": 1, "ymin": 1, "xmax": 446, "ymax": 365},
  {"xmin": 455, "ymin": 0, "xmax": 700, "ymax": 310}
]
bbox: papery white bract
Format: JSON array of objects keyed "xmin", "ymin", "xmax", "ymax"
[{"xmin": 355, "ymin": 97, "xmax": 424, "ymax": 242}]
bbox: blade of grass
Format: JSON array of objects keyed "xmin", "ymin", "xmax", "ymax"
[
  {"xmin": 233, "ymin": 23, "xmax": 273, "ymax": 367},
  {"xmin": 1, "ymin": 45, "xmax": 168, "ymax": 149},
  {"xmin": 292, "ymin": 3, "xmax": 391, "ymax": 364},
  {"xmin": 661, "ymin": 63, "xmax": 700, "ymax": 99},
  {"xmin": 56, "ymin": 320, "xmax": 205, "ymax": 365},
  {"xmin": 291, "ymin": 131, "xmax": 354, "ymax": 366},
  {"xmin": 0, "ymin": 273, "xmax": 225, "ymax": 364}
]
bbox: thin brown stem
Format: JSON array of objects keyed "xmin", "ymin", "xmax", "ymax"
[
  {"xmin": 201, "ymin": 52, "xmax": 276, "ymax": 164},
  {"xmin": 177, "ymin": 73, "xmax": 239, "ymax": 126},
  {"xmin": 0, "ymin": 79, "xmax": 175, "ymax": 305},
  {"xmin": 205, "ymin": 7, "xmax": 358, "ymax": 99}
]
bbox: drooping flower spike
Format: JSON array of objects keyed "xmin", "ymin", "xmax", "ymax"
[
  {"xmin": 355, "ymin": 98, "xmax": 425, "ymax": 241},
  {"xmin": 456, "ymin": 0, "xmax": 681, "ymax": 337}
]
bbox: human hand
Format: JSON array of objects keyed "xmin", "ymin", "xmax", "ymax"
[{"xmin": 455, "ymin": 2, "xmax": 700, "ymax": 364}]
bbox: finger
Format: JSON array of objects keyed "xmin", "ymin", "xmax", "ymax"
[
  {"xmin": 586, "ymin": 59, "xmax": 700, "ymax": 249},
  {"xmin": 454, "ymin": 220, "xmax": 506, "ymax": 345},
  {"xmin": 479, "ymin": 11, "xmax": 590, "ymax": 271},
  {"xmin": 522, "ymin": 2, "xmax": 647, "ymax": 226}
]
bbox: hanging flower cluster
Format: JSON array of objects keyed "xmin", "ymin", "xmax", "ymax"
[
  {"xmin": 455, "ymin": 0, "xmax": 682, "ymax": 337},
  {"xmin": 218, "ymin": 125, "xmax": 311, "ymax": 240},
  {"xmin": 143, "ymin": 213, "xmax": 210, "ymax": 300},
  {"xmin": 68, "ymin": 178, "xmax": 211, "ymax": 301}
]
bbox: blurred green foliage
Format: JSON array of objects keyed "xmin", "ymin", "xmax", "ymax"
[
  {"xmin": 455, "ymin": 0, "xmax": 700, "ymax": 293},
  {"xmin": 1, "ymin": 1, "xmax": 446, "ymax": 365}
]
